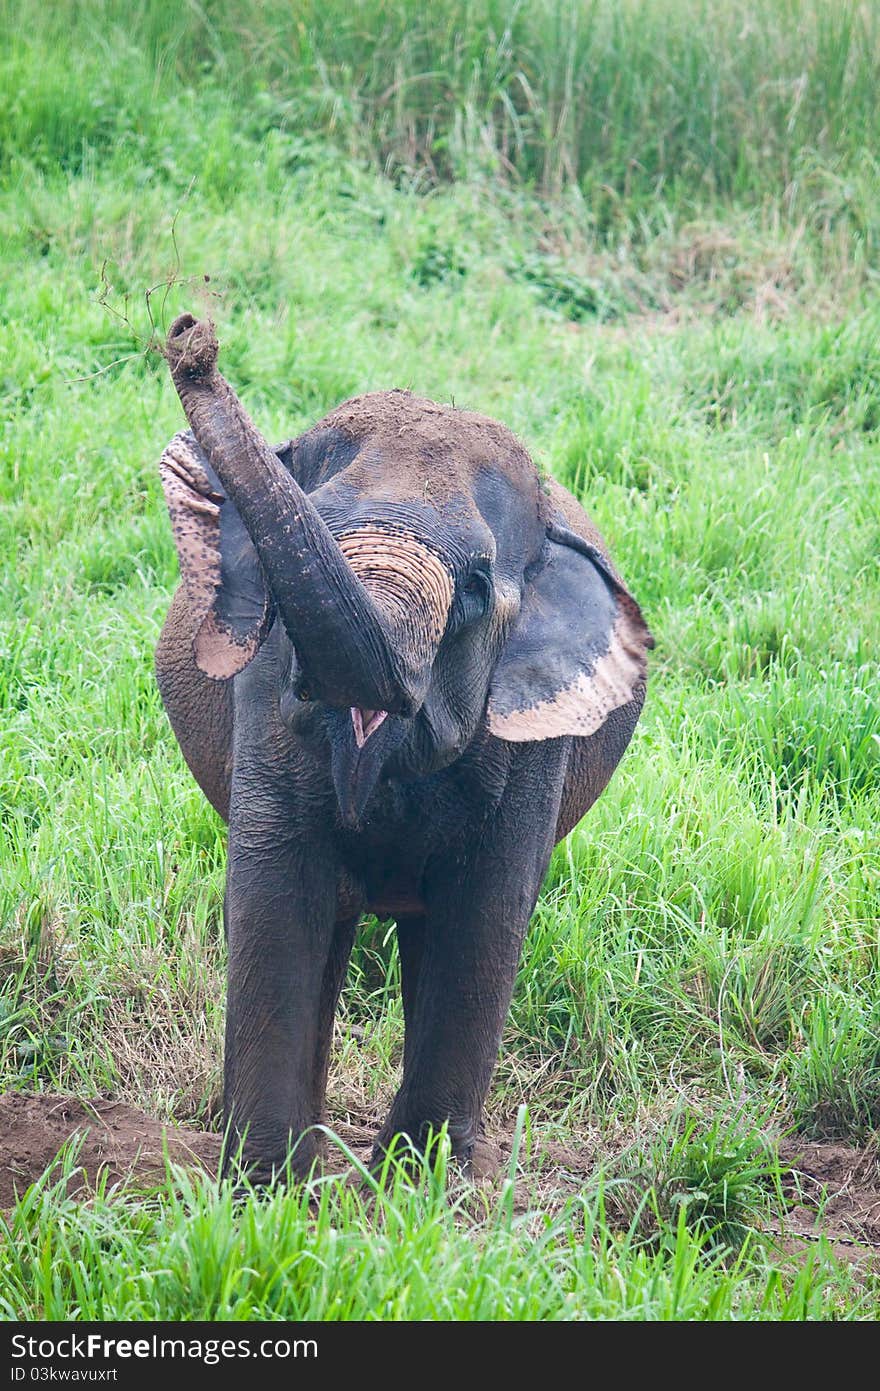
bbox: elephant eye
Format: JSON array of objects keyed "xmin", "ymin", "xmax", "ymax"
[{"xmin": 452, "ymin": 566, "xmax": 492, "ymax": 628}]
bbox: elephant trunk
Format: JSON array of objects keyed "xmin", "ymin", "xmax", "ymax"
[
  {"xmin": 336, "ymin": 529, "xmax": 453, "ymax": 700},
  {"xmin": 163, "ymin": 314, "xmax": 410, "ymax": 715}
]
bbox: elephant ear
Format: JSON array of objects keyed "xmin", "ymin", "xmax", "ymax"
[
  {"xmin": 159, "ymin": 430, "xmax": 275, "ymax": 679},
  {"xmin": 487, "ymin": 522, "xmax": 653, "ymax": 741}
]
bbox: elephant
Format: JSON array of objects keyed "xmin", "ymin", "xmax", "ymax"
[{"xmin": 155, "ymin": 312, "xmax": 652, "ymax": 1183}]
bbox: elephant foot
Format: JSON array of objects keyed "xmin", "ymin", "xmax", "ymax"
[
  {"xmin": 468, "ymin": 1134, "xmax": 502, "ymax": 1180},
  {"xmin": 221, "ymin": 1126, "xmax": 325, "ymax": 1189},
  {"xmin": 369, "ymin": 1120, "xmax": 501, "ymax": 1183}
]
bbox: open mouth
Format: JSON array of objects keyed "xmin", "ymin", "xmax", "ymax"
[
  {"xmin": 331, "ymin": 705, "xmax": 404, "ymax": 828},
  {"xmin": 351, "ymin": 707, "xmax": 388, "ymax": 748}
]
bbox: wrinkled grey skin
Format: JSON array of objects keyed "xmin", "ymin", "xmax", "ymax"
[{"xmin": 155, "ymin": 313, "xmax": 652, "ymax": 1181}]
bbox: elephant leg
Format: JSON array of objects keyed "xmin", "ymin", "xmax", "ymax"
[
  {"xmin": 376, "ymin": 887, "xmax": 527, "ymax": 1169},
  {"xmin": 312, "ymin": 916, "xmax": 358, "ymax": 1130},
  {"xmin": 375, "ymin": 745, "xmax": 567, "ymax": 1170},
  {"xmin": 395, "ymin": 915, "xmax": 426, "ymax": 1074},
  {"xmin": 221, "ymin": 782, "xmax": 341, "ymax": 1183}
]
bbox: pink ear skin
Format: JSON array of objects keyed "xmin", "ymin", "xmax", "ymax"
[
  {"xmin": 159, "ymin": 431, "xmax": 272, "ymax": 680},
  {"xmin": 159, "ymin": 433, "xmax": 224, "ymax": 621},
  {"xmin": 487, "ymin": 604, "xmax": 648, "ymax": 741},
  {"xmin": 487, "ymin": 525, "xmax": 652, "ymax": 743}
]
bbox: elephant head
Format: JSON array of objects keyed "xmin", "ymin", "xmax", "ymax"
[{"xmin": 161, "ymin": 313, "xmax": 652, "ymax": 826}]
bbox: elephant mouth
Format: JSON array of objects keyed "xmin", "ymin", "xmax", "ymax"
[
  {"xmin": 351, "ymin": 707, "xmax": 388, "ymax": 748},
  {"xmin": 328, "ymin": 707, "xmax": 407, "ymax": 828}
]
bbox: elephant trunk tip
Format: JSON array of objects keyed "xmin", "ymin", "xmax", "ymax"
[{"xmin": 164, "ymin": 312, "xmax": 219, "ymax": 382}]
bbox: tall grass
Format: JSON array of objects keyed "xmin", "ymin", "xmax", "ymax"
[{"xmin": 2, "ymin": 0, "xmax": 879, "ymax": 219}]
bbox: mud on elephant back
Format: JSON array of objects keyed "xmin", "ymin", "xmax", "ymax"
[{"xmin": 155, "ymin": 311, "xmax": 653, "ymax": 1184}]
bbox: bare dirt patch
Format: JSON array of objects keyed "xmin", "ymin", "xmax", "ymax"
[
  {"xmin": 775, "ymin": 1138, "xmax": 880, "ymax": 1263},
  {"xmin": 2, "ymin": 1093, "xmax": 879, "ymax": 1267},
  {"xmin": 0, "ymin": 1093, "xmax": 221, "ymax": 1207},
  {"xmin": 0, "ymin": 1092, "xmax": 382, "ymax": 1207}
]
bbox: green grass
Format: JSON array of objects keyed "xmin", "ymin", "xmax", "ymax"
[
  {"xmin": 1, "ymin": 1127, "xmax": 873, "ymax": 1321},
  {"xmin": 3, "ymin": 0, "xmax": 879, "ymax": 214},
  {"xmin": 1, "ymin": 0, "xmax": 879, "ymax": 1320}
]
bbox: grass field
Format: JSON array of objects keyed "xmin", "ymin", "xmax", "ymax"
[{"xmin": 1, "ymin": 0, "xmax": 879, "ymax": 1319}]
